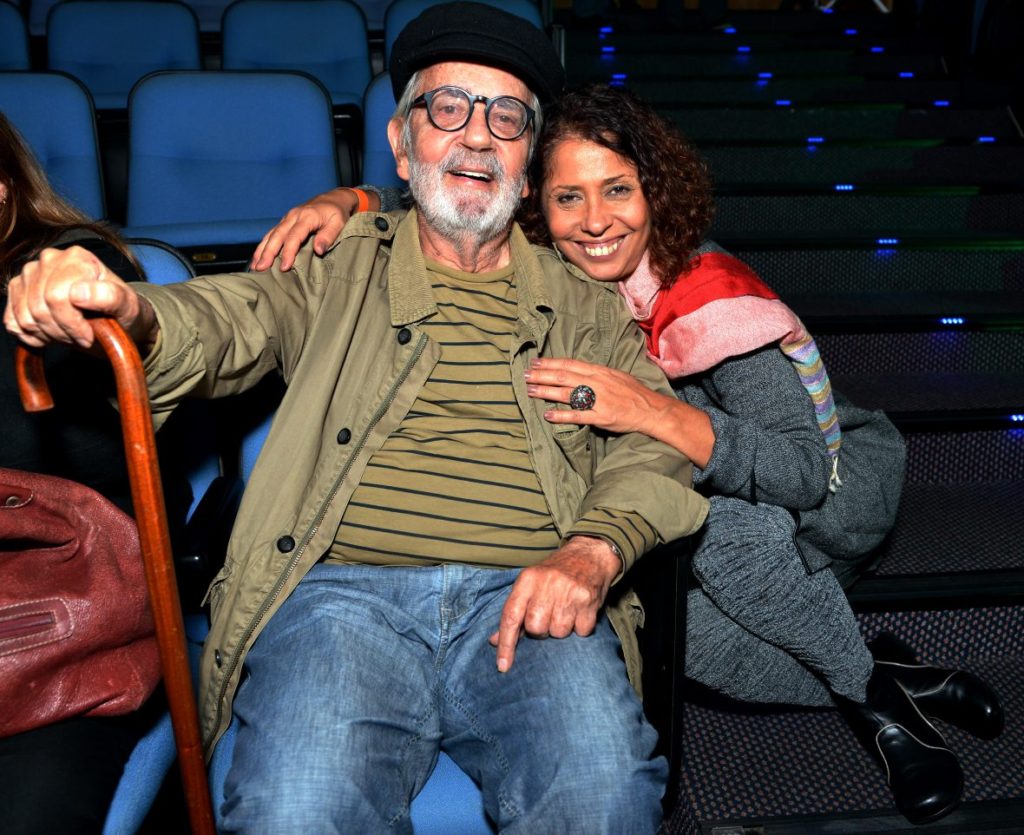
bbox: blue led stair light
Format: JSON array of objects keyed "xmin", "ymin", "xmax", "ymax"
[
  {"xmin": 775, "ymin": 99, "xmax": 792, "ymax": 106},
  {"xmin": 599, "ymin": 26, "xmax": 613, "ymax": 34},
  {"xmin": 934, "ymin": 100, "xmax": 950, "ymax": 107},
  {"xmin": 834, "ymin": 184, "xmax": 855, "ymax": 191},
  {"xmin": 821, "ymin": 6, "xmax": 834, "ymax": 13},
  {"xmin": 844, "ymin": 28, "xmax": 858, "ymax": 35},
  {"xmin": 1010, "ymin": 414, "xmax": 1024, "ymax": 423},
  {"xmin": 724, "ymin": 26, "xmax": 737, "ymax": 34},
  {"xmin": 611, "ymin": 73, "xmax": 627, "ymax": 80},
  {"xmin": 978, "ymin": 136, "xmax": 996, "ymax": 143},
  {"xmin": 870, "ymin": 46, "xmax": 885, "ymax": 53},
  {"xmin": 807, "ymin": 136, "xmax": 824, "ymax": 143},
  {"xmin": 601, "ymin": 46, "xmax": 615, "ymax": 54},
  {"xmin": 758, "ymin": 72, "xmax": 773, "ymax": 79},
  {"xmin": 939, "ymin": 316, "xmax": 965, "ymax": 326},
  {"xmin": 899, "ymin": 71, "xmax": 914, "ymax": 78},
  {"xmin": 877, "ymin": 238, "xmax": 899, "ymax": 245}
]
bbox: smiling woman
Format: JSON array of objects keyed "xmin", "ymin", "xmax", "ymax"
[
  {"xmin": 518, "ymin": 84, "xmax": 712, "ymax": 290},
  {"xmin": 541, "ymin": 138, "xmax": 653, "ymax": 284},
  {"xmin": 515, "ymin": 84, "xmax": 988, "ymax": 827}
]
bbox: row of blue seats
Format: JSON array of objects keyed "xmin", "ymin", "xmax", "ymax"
[
  {"xmin": 0, "ymin": 68, "xmax": 407, "ymax": 248},
  {"xmin": 2, "ymin": 0, "xmax": 544, "ymax": 108},
  {"xmin": 13, "ymin": 0, "xmax": 511, "ymax": 36}
]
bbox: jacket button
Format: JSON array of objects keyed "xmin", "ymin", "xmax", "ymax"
[
  {"xmin": 276, "ymin": 535, "xmax": 296, "ymax": 553},
  {"xmin": 397, "ymin": 328, "xmax": 412, "ymax": 345},
  {"xmin": 214, "ymin": 649, "xmax": 223, "ymax": 667},
  {"xmin": 374, "ymin": 217, "xmax": 389, "ymax": 232},
  {"xmin": 336, "ymin": 427, "xmax": 352, "ymax": 444}
]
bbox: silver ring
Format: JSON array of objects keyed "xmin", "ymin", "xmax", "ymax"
[{"xmin": 568, "ymin": 384, "xmax": 596, "ymax": 411}]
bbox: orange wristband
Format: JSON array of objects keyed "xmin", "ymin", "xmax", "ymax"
[{"xmin": 352, "ymin": 188, "xmax": 371, "ymax": 213}]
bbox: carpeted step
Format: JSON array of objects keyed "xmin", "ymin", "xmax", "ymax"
[
  {"xmin": 733, "ymin": 242, "xmax": 1024, "ymax": 296},
  {"xmin": 702, "ymin": 142, "xmax": 1024, "ymax": 188},
  {"xmin": 565, "ymin": 49, "xmax": 946, "ymax": 85},
  {"xmin": 662, "ymin": 105, "xmax": 1022, "ymax": 142},
  {"xmin": 712, "ymin": 191, "xmax": 1024, "ymax": 240},
  {"xmin": 665, "ymin": 606, "xmax": 1024, "ymax": 833}
]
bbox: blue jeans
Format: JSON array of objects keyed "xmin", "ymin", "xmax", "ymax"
[{"xmin": 211, "ymin": 563, "xmax": 665, "ymax": 833}]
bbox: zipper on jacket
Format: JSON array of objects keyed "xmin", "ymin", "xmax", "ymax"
[
  {"xmin": 208, "ymin": 332, "xmax": 429, "ymax": 751},
  {"xmin": 0, "ymin": 611, "xmax": 56, "ymax": 641}
]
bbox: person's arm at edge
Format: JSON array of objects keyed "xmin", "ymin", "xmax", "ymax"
[
  {"xmin": 251, "ymin": 186, "xmax": 382, "ymax": 272},
  {"xmin": 4, "ymin": 245, "xmax": 159, "ymax": 354},
  {"xmin": 527, "ymin": 355, "xmax": 715, "ymax": 467}
]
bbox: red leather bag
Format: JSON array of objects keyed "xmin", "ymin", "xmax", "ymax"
[{"xmin": 0, "ymin": 466, "xmax": 160, "ymax": 738}]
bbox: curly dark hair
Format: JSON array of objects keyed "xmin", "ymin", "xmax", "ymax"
[{"xmin": 519, "ymin": 83, "xmax": 714, "ymax": 287}]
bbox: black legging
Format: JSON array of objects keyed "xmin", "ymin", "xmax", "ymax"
[{"xmin": 0, "ymin": 714, "xmax": 141, "ymax": 834}]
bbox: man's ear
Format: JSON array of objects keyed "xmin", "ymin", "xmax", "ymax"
[{"xmin": 388, "ymin": 117, "xmax": 410, "ymax": 182}]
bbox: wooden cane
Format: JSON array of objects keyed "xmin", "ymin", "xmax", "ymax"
[{"xmin": 16, "ymin": 323, "xmax": 216, "ymax": 835}]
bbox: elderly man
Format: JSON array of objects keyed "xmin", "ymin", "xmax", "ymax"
[{"xmin": 5, "ymin": 3, "xmax": 707, "ymax": 831}]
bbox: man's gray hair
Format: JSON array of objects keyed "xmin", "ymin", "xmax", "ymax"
[{"xmin": 392, "ymin": 70, "xmax": 543, "ymax": 158}]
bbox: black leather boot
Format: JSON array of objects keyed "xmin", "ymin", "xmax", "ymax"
[
  {"xmin": 869, "ymin": 631, "xmax": 1004, "ymax": 740},
  {"xmin": 835, "ymin": 666, "xmax": 963, "ymax": 825}
]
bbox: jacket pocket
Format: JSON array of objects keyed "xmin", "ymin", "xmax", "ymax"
[
  {"xmin": 201, "ymin": 564, "xmax": 232, "ymax": 616},
  {"xmin": 552, "ymin": 424, "xmax": 595, "ymax": 481}
]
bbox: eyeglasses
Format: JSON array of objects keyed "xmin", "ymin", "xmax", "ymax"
[{"xmin": 410, "ymin": 86, "xmax": 535, "ymax": 141}]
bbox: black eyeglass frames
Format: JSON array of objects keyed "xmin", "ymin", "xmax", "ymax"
[{"xmin": 410, "ymin": 86, "xmax": 535, "ymax": 141}]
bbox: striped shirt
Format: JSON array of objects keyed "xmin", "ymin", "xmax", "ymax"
[{"xmin": 329, "ymin": 260, "xmax": 562, "ymax": 567}]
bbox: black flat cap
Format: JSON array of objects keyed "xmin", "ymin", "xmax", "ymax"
[{"xmin": 389, "ymin": 2, "xmax": 565, "ymax": 106}]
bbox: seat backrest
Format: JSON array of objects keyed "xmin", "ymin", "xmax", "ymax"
[
  {"xmin": 28, "ymin": 0, "xmax": 58, "ymax": 36},
  {"xmin": 180, "ymin": 0, "xmax": 234, "ymax": 32},
  {"xmin": 0, "ymin": 71, "xmax": 105, "ymax": 218},
  {"xmin": 0, "ymin": 1, "xmax": 29, "ymax": 70},
  {"xmin": 126, "ymin": 237, "xmax": 227, "ymax": 518},
  {"xmin": 129, "ymin": 237, "xmax": 196, "ymax": 284},
  {"xmin": 221, "ymin": 0, "xmax": 371, "ymax": 109},
  {"xmin": 47, "ymin": 1, "xmax": 201, "ymax": 110},
  {"xmin": 361, "ymin": 71, "xmax": 403, "ymax": 188},
  {"xmin": 383, "ymin": 0, "xmax": 542, "ymax": 64},
  {"xmin": 125, "ymin": 70, "xmax": 339, "ymax": 246},
  {"xmin": 350, "ymin": 0, "xmax": 388, "ymax": 30}
]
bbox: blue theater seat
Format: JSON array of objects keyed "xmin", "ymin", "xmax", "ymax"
[
  {"xmin": 0, "ymin": 71, "xmax": 106, "ymax": 218},
  {"xmin": 221, "ymin": 0, "xmax": 372, "ymax": 111},
  {"xmin": 361, "ymin": 71, "xmax": 404, "ymax": 187},
  {"xmin": 0, "ymin": 1, "xmax": 29, "ymax": 70},
  {"xmin": 47, "ymin": 1, "xmax": 201, "ymax": 111},
  {"xmin": 121, "ymin": 70, "xmax": 340, "ymax": 249}
]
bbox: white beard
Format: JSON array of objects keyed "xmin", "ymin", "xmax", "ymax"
[{"xmin": 407, "ymin": 145, "xmax": 525, "ymax": 246}]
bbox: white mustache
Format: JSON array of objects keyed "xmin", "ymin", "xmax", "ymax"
[{"xmin": 441, "ymin": 147, "xmax": 503, "ymax": 182}]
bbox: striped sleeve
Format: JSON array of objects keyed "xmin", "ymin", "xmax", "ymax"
[{"xmin": 568, "ymin": 507, "xmax": 659, "ymax": 573}]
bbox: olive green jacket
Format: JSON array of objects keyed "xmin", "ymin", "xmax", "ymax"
[{"xmin": 134, "ymin": 210, "xmax": 709, "ymax": 756}]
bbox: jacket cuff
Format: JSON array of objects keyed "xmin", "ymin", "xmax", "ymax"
[{"xmin": 568, "ymin": 508, "xmax": 657, "ymax": 577}]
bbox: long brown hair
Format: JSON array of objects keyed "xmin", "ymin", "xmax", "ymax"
[
  {"xmin": 0, "ymin": 112, "xmax": 139, "ymax": 287},
  {"xmin": 519, "ymin": 84, "xmax": 714, "ymax": 287}
]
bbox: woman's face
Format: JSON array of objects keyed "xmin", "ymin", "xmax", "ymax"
[{"xmin": 541, "ymin": 137, "xmax": 652, "ymax": 283}]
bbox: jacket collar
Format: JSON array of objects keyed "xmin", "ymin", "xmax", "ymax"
[{"xmin": 381, "ymin": 208, "xmax": 554, "ymax": 334}]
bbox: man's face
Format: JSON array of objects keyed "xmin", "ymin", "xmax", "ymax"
[{"xmin": 389, "ymin": 62, "xmax": 533, "ymax": 244}]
